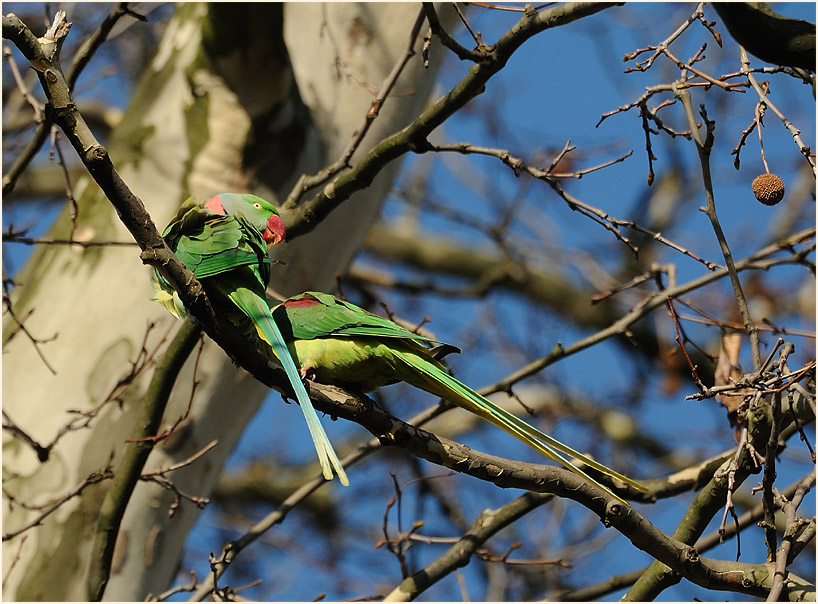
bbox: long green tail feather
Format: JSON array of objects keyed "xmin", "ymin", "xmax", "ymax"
[
  {"xmin": 226, "ymin": 285, "xmax": 349, "ymax": 487},
  {"xmin": 391, "ymin": 348, "xmax": 646, "ymax": 504}
]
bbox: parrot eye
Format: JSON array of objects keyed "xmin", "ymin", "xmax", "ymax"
[{"xmin": 253, "ymin": 202, "xmax": 262, "ymax": 209}]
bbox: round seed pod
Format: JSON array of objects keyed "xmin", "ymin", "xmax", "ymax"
[{"xmin": 751, "ymin": 173, "xmax": 785, "ymax": 206}]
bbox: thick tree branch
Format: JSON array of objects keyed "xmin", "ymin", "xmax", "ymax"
[
  {"xmin": 712, "ymin": 2, "xmax": 816, "ymax": 71},
  {"xmin": 560, "ymin": 475, "xmax": 809, "ymax": 600}
]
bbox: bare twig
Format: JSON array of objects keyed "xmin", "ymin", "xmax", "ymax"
[
  {"xmin": 558, "ymin": 476, "xmax": 806, "ymax": 601},
  {"xmin": 2, "ymin": 3, "xmax": 146, "ymax": 195},
  {"xmin": 87, "ymin": 321, "xmax": 202, "ymax": 600},
  {"xmin": 453, "ymin": 3, "xmax": 481, "ymax": 46},
  {"xmin": 659, "ymin": 45, "xmax": 745, "ymax": 91},
  {"xmin": 2, "ymin": 275, "xmax": 58, "ymax": 375},
  {"xmin": 739, "ymin": 46, "xmax": 815, "ymax": 173},
  {"xmin": 383, "ymin": 491, "xmax": 555, "ymax": 601},
  {"xmin": 50, "ymin": 132, "xmax": 79, "ymax": 239},
  {"xmin": 493, "ymin": 228, "xmax": 813, "ymax": 396},
  {"xmin": 140, "ymin": 441, "xmax": 217, "ymax": 518},
  {"xmin": 675, "ymin": 85, "xmax": 762, "ymax": 371},
  {"xmin": 761, "ymin": 391, "xmax": 783, "ymax": 559},
  {"xmin": 622, "ymin": 2, "xmax": 706, "ymax": 71},
  {"xmin": 2, "ymin": 40, "xmax": 44, "ymax": 120},
  {"xmin": 767, "ymin": 470, "xmax": 816, "ymax": 602},
  {"xmin": 597, "ymin": 83, "xmax": 692, "ymax": 186},
  {"xmin": 283, "ymin": 6, "xmax": 427, "ymax": 209},
  {"xmin": 187, "ymin": 400, "xmax": 456, "ymax": 601},
  {"xmin": 2, "ymin": 410, "xmax": 51, "ymax": 462},
  {"xmin": 148, "ymin": 571, "xmax": 199, "ymax": 601},
  {"xmin": 2, "ymin": 466, "xmax": 113, "ymax": 541},
  {"xmin": 141, "ymin": 440, "xmax": 218, "ymax": 480},
  {"xmin": 423, "ymin": 3, "xmax": 487, "ymax": 62},
  {"xmin": 667, "ymin": 297, "xmax": 705, "ymax": 390},
  {"xmin": 1, "ymin": 535, "xmax": 27, "ymax": 588},
  {"xmin": 3, "ymin": 228, "xmax": 139, "ymax": 247},
  {"xmin": 429, "ymin": 140, "xmax": 725, "ymax": 269},
  {"xmin": 282, "ymin": 2, "xmax": 620, "ymax": 239}
]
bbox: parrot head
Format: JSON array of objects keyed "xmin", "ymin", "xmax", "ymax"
[{"xmin": 205, "ymin": 192, "xmax": 286, "ymax": 245}]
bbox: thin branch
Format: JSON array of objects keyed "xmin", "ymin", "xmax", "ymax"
[
  {"xmin": 761, "ymin": 390, "xmax": 784, "ymax": 559},
  {"xmin": 50, "ymin": 131, "xmax": 79, "ymax": 239},
  {"xmin": 667, "ymin": 297, "xmax": 705, "ymax": 390},
  {"xmin": 141, "ymin": 440, "xmax": 218, "ymax": 479},
  {"xmin": 2, "ymin": 275, "xmax": 58, "ymax": 375},
  {"xmin": 65, "ymin": 3, "xmax": 146, "ymax": 92},
  {"xmin": 187, "ymin": 401, "xmax": 455, "ymax": 601},
  {"xmin": 675, "ymin": 85, "xmax": 762, "ymax": 371},
  {"xmin": 739, "ymin": 46, "xmax": 815, "ymax": 173},
  {"xmin": 489, "ymin": 227, "xmax": 813, "ymax": 395},
  {"xmin": 768, "ymin": 470, "xmax": 816, "ymax": 602},
  {"xmin": 282, "ymin": 6, "xmax": 427, "ymax": 208},
  {"xmin": 2, "ymin": 40, "xmax": 44, "ymax": 120},
  {"xmin": 423, "ymin": 3, "xmax": 487, "ymax": 62},
  {"xmin": 3, "ymin": 467, "xmax": 114, "ymax": 541},
  {"xmin": 429, "ymin": 140, "xmax": 725, "ymax": 269},
  {"xmin": 2, "ymin": 410, "xmax": 51, "ymax": 462},
  {"xmin": 453, "ymin": 3, "xmax": 481, "ymax": 46},
  {"xmin": 3, "ymin": 229, "xmax": 139, "ymax": 247},
  {"xmin": 622, "ymin": 2, "xmax": 706, "ymax": 71},
  {"xmin": 1, "ymin": 535, "xmax": 27, "ymax": 588},
  {"xmin": 2, "ymin": 3, "xmax": 145, "ymax": 195},
  {"xmin": 281, "ymin": 2, "xmax": 619, "ymax": 238},
  {"xmin": 383, "ymin": 491, "xmax": 554, "ymax": 601}
]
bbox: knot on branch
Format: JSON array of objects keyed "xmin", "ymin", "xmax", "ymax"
[
  {"xmin": 84, "ymin": 144, "xmax": 108, "ymax": 165},
  {"xmin": 682, "ymin": 545, "xmax": 700, "ymax": 566},
  {"xmin": 408, "ymin": 137, "xmax": 433, "ymax": 154},
  {"xmin": 604, "ymin": 499, "xmax": 625, "ymax": 521},
  {"xmin": 139, "ymin": 248, "xmax": 163, "ymax": 267}
]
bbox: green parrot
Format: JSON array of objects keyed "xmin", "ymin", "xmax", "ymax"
[
  {"xmin": 272, "ymin": 291, "xmax": 648, "ymax": 503},
  {"xmin": 151, "ymin": 193, "xmax": 348, "ymax": 486}
]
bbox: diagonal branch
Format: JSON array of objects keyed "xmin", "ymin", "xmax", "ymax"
[{"xmin": 383, "ymin": 491, "xmax": 554, "ymax": 601}]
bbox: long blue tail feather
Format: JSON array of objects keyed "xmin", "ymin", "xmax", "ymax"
[{"xmin": 230, "ymin": 286, "xmax": 349, "ymax": 486}]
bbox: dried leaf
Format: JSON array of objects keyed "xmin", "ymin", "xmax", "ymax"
[{"xmin": 714, "ymin": 332, "xmax": 750, "ymax": 436}]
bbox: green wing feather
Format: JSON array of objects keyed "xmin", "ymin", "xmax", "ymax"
[
  {"xmin": 278, "ymin": 292, "xmax": 437, "ymax": 342},
  {"xmin": 277, "ymin": 292, "xmax": 646, "ymax": 503},
  {"xmin": 152, "ymin": 201, "xmax": 348, "ymax": 486}
]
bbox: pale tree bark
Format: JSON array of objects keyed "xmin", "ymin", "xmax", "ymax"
[{"xmin": 2, "ymin": 3, "xmax": 448, "ymax": 600}]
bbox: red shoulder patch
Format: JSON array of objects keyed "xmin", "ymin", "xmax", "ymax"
[
  {"xmin": 204, "ymin": 195, "xmax": 226, "ymax": 215},
  {"xmin": 284, "ymin": 297, "xmax": 321, "ymax": 309}
]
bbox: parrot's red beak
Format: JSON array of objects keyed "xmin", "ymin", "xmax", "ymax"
[{"xmin": 263, "ymin": 214, "xmax": 286, "ymax": 246}]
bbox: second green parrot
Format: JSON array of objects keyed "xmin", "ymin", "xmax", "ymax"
[{"xmin": 272, "ymin": 291, "xmax": 647, "ymax": 503}]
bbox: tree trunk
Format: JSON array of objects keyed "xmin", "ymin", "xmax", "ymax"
[{"xmin": 2, "ymin": 3, "xmax": 446, "ymax": 599}]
